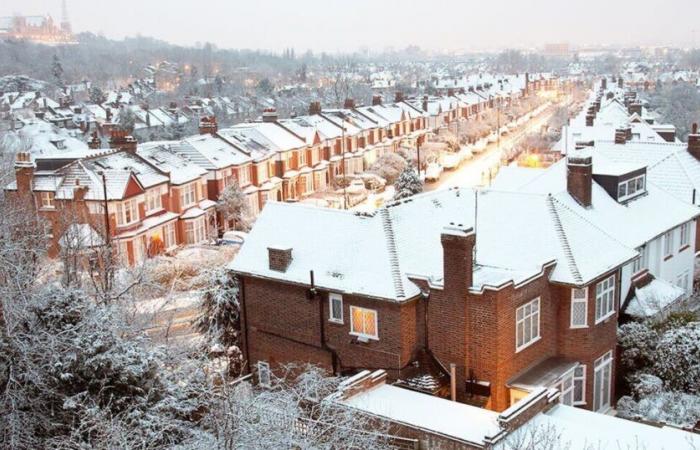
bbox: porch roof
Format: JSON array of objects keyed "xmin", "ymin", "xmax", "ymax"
[{"xmin": 507, "ymin": 357, "xmax": 578, "ymax": 391}]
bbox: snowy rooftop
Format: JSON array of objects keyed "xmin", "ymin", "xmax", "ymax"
[
  {"xmin": 340, "ymin": 384, "xmax": 502, "ymax": 446},
  {"xmin": 625, "ymin": 278, "xmax": 686, "ymax": 318},
  {"xmin": 231, "ymin": 187, "xmax": 637, "ymax": 301}
]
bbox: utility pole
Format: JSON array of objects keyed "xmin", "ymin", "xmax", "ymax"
[
  {"xmin": 416, "ymin": 139, "xmax": 421, "ymax": 178},
  {"xmin": 341, "ymin": 118, "xmax": 347, "ymax": 210}
]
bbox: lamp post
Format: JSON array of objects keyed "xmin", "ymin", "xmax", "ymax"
[{"xmin": 341, "ymin": 117, "xmax": 347, "ymax": 210}]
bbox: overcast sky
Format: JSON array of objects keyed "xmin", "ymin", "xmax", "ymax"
[{"xmin": 2, "ymin": 0, "xmax": 698, "ymax": 52}]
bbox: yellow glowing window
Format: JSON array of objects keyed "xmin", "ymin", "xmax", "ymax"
[{"xmin": 350, "ymin": 306, "xmax": 378, "ymax": 340}]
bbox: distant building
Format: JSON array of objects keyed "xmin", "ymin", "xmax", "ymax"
[
  {"xmin": 544, "ymin": 42, "xmax": 570, "ymax": 56},
  {"xmin": 0, "ymin": 2, "xmax": 74, "ymax": 45}
]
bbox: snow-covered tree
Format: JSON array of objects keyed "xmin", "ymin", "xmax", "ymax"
[
  {"xmin": 216, "ymin": 182, "xmax": 251, "ymax": 231},
  {"xmin": 393, "ymin": 166, "xmax": 423, "ymax": 200},
  {"xmin": 369, "ymin": 153, "xmax": 406, "ymax": 185},
  {"xmin": 194, "ymin": 268, "xmax": 243, "ymax": 377},
  {"xmin": 618, "ymin": 321, "xmax": 659, "ymax": 374},
  {"xmin": 118, "ymin": 108, "xmax": 136, "ymax": 133},
  {"xmin": 652, "ymin": 322, "xmax": 700, "ymax": 393},
  {"xmin": 51, "ymin": 54, "xmax": 64, "ymax": 87},
  {"xmin": 617, "ymin": 389, "xmax": 700, "ymax": 429},
  {"xmin": 88, "ymin": 86, "xmax": 105, "ymax": 104},
  {"xmin": 204, "ymin": 365, "xmax": 394, "ymax": 450}
]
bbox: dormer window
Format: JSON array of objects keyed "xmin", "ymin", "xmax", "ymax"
[{"xmin": 617, "ymin": 174, "xmax": 645, "ymax": 202}]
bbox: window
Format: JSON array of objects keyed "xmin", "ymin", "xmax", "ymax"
[
  {"xmin": 559, "ymin": 371, "xmax": 575, "ymax": 406},
  {"xmin": 329, "ymin": 293, "xmax": 343, "ymax": 323},
  {"xmin": 676, "ymin": 270, "xmax": 691, "ymax": 296},
  {"xmin": 145, "ymin": 188, "xmax": 162, "ymax": 213},
  {"xmin": 350, "ymin": 306, "xmax": 378, "ymax": 340},
  {"xmin": 164, "ymin": 222, "xmax": 177, "ymax": 249},
  {"xmin": 593, "ymin": 351, "xmax": 613, "ymax": 412},
  {"xmin": 184, "ymin": 217, "xmax": 207, "ymax": 244},
  {"xmin": 570, "ymin": 288, "xmax": 588, "ymax": 328},
  {"xmin": 305, "ymin": 175, "xmax": 314, "ymax": 194},
  {"xmin": 40, "ymin": 191, "xmax": 55, "ymax": 209},
  {"xmin": 663, "ymin": 230, "xmax": 674, "ymax": 258},
  {"xmin": 257, "ymin": 361, "xmax": 271, "ymax": 387},
  {"xmin": 116, "ymin": 199, "xmax": 138, "ymax": 226},
  {"xmin": 679, "ymin": 223, "xmax": 690, "ymax": 248},
  {"xmin": 632, "ymin": 246, "xmax": 648, "ymax": 274},
  {"xmin": 516, "ymin": 298, "xmax": 540, "ymax": 352},
  {"xmin": 595, "ymin": 275, "xmax": 615, "ymax": 323},
  {"xmin": 573, "ymin": 365, "xmax": 586, "ymax": 405},
  {"xmin": 617, "ymin": 175, "xmax": 646, "ymax": 201},
  {"xmin": 180, "ymin": 183, "xmax": 196, "ymax": 208},
  {"xmin": 238, "ymin": 165, "xmax": 250, "ymax": 185}
]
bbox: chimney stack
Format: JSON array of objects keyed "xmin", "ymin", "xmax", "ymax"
[
  {"xmin": 422, "ymin": 95, "xmax": 429, "ymax": 113},
  {"xmin": 199, "ymin": 116, "xmax": 218, "ymax": 134},
  {"xmin": 441, "ymin": 225, "xmax": 475, "ymax": 294},
  {"xmin": 262, "ymin": 108, "xmax": 278, "ymax": 123},
  {"xmin": 343, "ymin": 98, "xmax": 356, "ymax": 109},
  {"xmin": 628, "ymin": 102, "xmax": 642, "ymax": 116},
  {"xmin": 585, "ymin": 109, "xmax": 595, "ymax": 127},
  {"xmin": 601, "ymin": 78, "xmax": 607, "ymax": 90},
  {"xmin": 688, "ymin": 123, "xmax": 700, "ymax": 160},
  {"xmin": 88, "ymin": 131, "xmax": 101, "ymax": 149},
  {"xmin": 394, "ymin": 92, "xmax": 404, "ymax": 103},
  {"xmin": 447, "ymin": 88, "xmax": 455, "ymax": 97},
  {"xmin": 268, "ymin": 246, "xmax": 293, "ymax": 272},
  {"xmin": 14, "ymin": 152, "xmax": 35, "ymax": 194},
  {"xmin": 109, "ymin": 129, "xmax": 137, "ymax": 153},
  {"xmin": 618, "ymin": 77, "xmax": 624, "ymax": 89},
  {"xmin": 566, "ymin": 152, "xmax": 593, "ymax": 208},
  {"xmin": 371, "ymin": 95, "xmax": 382, "ymax": 106},
  {"xmin": 614, "ymin": 126, "xmax": 632, "ymax": 144},
  {"xmin": 309, "ymin": 101, "xmax": 321, "ymax": 115}
]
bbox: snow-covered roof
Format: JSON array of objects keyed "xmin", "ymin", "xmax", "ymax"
[
  {"xmin": 137, "ymin": 141, "xmax": 208, "ymax": 185},
  {"xmin": 231, "ymin": 187, "xmax": 637, "ymax": 300},
  {"xmin": 492, "ymin": 160, "xmax": 699, "ymax": 249},
  {"xmin": 496, "ymin": 403, "xmax": 700, "ymax": 450},
  {"xmin": 180, "ymin": 133, "xmax": 252, "ymax": 169},
  {"xmin": 625, "ymin": 278, "xmax": 685, "ymax": 318},
  {"xmin": 340, "ymin": 384, "xmax": 501, "ymax": 446}
]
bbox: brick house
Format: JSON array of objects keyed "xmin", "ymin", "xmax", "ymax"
[{"xmin": 231, "ymin": 160, "xmax": 640, "ymax": 413}]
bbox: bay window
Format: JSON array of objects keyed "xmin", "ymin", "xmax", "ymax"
[
  {"xmin": 180, "ymin": 183, "xmax": 196, "ymax": 208},
  {"xmin": 116, "ymin": 199, "xmax": 138, "ymax": 226},
  {"xmin": 184, "ymin": 217, "xmax": 207, "ymax": 244},
  {"xmin": 145, "ymin": 188, "xmax": 162, "ymax": 213}
]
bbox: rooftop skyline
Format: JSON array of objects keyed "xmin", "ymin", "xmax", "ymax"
[{"xmin": 2, "ymin": 0, "xmax": 699, "ymax": 53}]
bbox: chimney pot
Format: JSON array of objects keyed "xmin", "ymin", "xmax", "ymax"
[
  {"xmin": 343, "ymin": 98, "xmax": 356, "ymax": 109},
  {"xmin": 309, "ymin": 101, "xmax": 321, "ymax": 115},
  {"xmin": 688, "ymin": 123, "xmax": 700, "ymax": 160}
]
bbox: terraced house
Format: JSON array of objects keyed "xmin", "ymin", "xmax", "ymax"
[{"xmin": 231, "ymin": 152, "xmax": 661, "ymax": 412}]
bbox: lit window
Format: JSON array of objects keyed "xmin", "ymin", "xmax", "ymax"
[
  {"xmin": 40, "ymin": 191, "xmax": 55, "ymax": 209},
  {"xmin": 679, "ymin": 223, "xmax": 690, "ymax": 248},
  {"xmin": 516, "ymin": 297, "xmax": 540, "ymax": 352},
  {"xmin": 329, "ymin": 293, "xmax": 343, "ymax": 323},
  {"xmin": 663, "ymin": 230, "xmax": 674, "ymax": 258},
  {"xmin": 570, "ymin": 288, "xmax": 588, "ymax": 328},
  {"xmin": 595, "ymin": 275, "xmax": 616, "ymax": 323},
  {"xmin": 573, "ymin": 365, "xmax": 586, "ymax": 405},
  {"xmin": 350, "ymin": 306, "xmax": 378, "ymax": 340}
]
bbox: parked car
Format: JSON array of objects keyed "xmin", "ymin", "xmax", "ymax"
[
  {"xmin": 425, "ymin": 163, "xmax": 443, "ymax": 182},
  {"xmin": 218, "ymin": 230, "xmax": 248, "ymax": 246},
  {"xmin": 442, "ymin": 152, "xmax": 460, "ymax": 170}
]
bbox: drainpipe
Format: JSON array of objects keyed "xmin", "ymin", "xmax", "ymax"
[
  {"xmin": 240, "ymin": 276, "xmax": 252, "ymax": 374},
  {"xmin": 310, "ymin": 270, "xmax": 339, "ymax": 374}
]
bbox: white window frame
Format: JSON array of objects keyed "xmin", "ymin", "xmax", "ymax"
[
  {"xmin": 570, "ymin": 287, "xmax": 588, "ymax": 329},
  {"xmin": 40, "ymin": 191, "xmax": 55, "ymax": 209},
  {"xmin": 257, "ymin": 361, "xmax": 271, "ymax": 387},
  {"xmin": 184, "ymin": 217, "xmax": 207, "ymax": 244},
  {"xmin": 632, "ymin": 245, "xmax": 648, "ymax": 274},
  {"xmin": 558, "ymin": 370, "xmax": 576, "ymax": 406},
  {"xmin": 145, "ymin": 187, "xmax": 163, "ymax": 213},
  {"xmin": 238, "ymin": 165, "xmax": 250, "ymax": 185},
  {"xmin": 116, "ymin": 198, "xmax": 138, "ymax": 226},
  {"xmin": 329, "ymin": 293, "xmax": 343, "ymax": 324},
  {"xmin": 164, "ymin": 222, "xmax": 177, "ymax": 250},
  {"xmin": 573, "ymin": 364, "xmax": 586, "ymax": 405},
  {"xmin": 515, "ymin": 297, "xmax": 541, "ymax": 352},
  {"xmin": 595, "ymin": 275, "xmax": 616, "ymax": 324},
  {"xmin": 593, "ymin": 351, "xmax": 613, "ymax": 412},
  {"xmin": 617, "ymin": 174, "xmax": 646, "ymax": 202},
  {"xmin": 663, "ymin": 230, "xmax": 674, "ymax": 258},
  {"xmin": 180, "ymin": 183, "xmax": 196, "ymax": 208},
  {"xmin": 349, "ymin": 306, "xmax": 378, "ymax": 340},
  {"xmin": 679, "ymin": 222, "xmax": 690, "ymax": 249}
]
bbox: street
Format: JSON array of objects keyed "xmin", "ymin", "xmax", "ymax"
[{"xmin": 425, "ymin": 101, "xmax": 559, "ymax": 190}]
